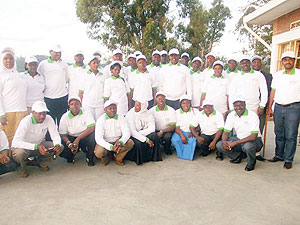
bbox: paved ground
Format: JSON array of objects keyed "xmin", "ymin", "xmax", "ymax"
[{"xmin": 1, "ymin": 122, "xmax": 300, "ymax": 225}]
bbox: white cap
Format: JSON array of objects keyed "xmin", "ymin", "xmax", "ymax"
[
  {"xmin": 68, "ymin": 96, "xmax": 81, "ymax": 104},
  {"xmin": 202, "ymin": 99, "xmax": 214, "ymax": 107},
  {"xmin": 155, "ymin": 91, "xmax": 166, "ymax": 98},
  {"xmin": 104, "ymin": 99, "xmax": 117, "ymax": 108},
  {"xmin": 113, "ymin": 49, "xmax": 122, "ymax": 56},
  {"xmin": 240, "ymin": 56, "xmax": 251, "ymax": 62},
  {"xmin": 87, "ymin": 55, "xmax": 101, "ymax": 64},
  {"xmin": 160, "ymin": 50, "xmax": 167, "ymax": 56},
  {"xmin": 179, "ymin": 94, "xmax": 191, "ymax": 102},
  {"xmin": 136, "ymin": 54, "xmax": 146, "ymax": 62},
  {"xmin": 74, "ymin": 50, "xmax": 84, "ymax": 56},
  {"xmin": 25, "ymin": 56, "xmax": 38, "ymax": 64},
  {"xmin": 213, "ymin": 60, "xmax": 224, "ymax": 68},
  {"xmin": 32, "ymin": 101, "xmax": 49, "ymax": 113},
  {"xmin": 93, "ymin": 51, "xmax": 101, "ymax": 57},
  {"xmin": 192, "ymin": 57, "xmax": 202, "ymax": 64},
  {"xmin": 110, "ymin": 61, "xmax": 123, "ymax": 67},
  {"xmin": 281, "ymin": 51, "xmax": 295, "ymax": 60},
  {"xmin": 205, "ymin": 52, "xmax": 216, "ymax": 59},
  {"xmin": 50, "ymin": 44, "xmax": 62, "ymax": 52},
  {"xmin": 227, "ymin": 57, "xmax": 237, "ymax": 63},
  {"xmin": 251, "ymin": 55, "xmax": 262, "ymax": 62},
  {"xmin": 134, "ymin": 51, "xmax": 142, "ymax": 57},
  {"xmin": 152, "ymin": 50, "xmax": 161, "ymax": 56},
  {"xmin": 232, "ymin": 95, "xmax": 246, "ymax": 104},
  {"xmin": 169, "ymin": 48, "xmax": 179, "ymax": 55},
  {"xmin": 181, "ymin": 52, "xmax": 190, "ymax": 58},
  {"xmin": 1, "ymin": 47, "xmax": 15, "ymax": 55},
  {"xmin": 127, "ymin": 53, "xmax": 136, "ymax": 59}
]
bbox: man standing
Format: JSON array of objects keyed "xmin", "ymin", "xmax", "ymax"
[
  {"xmin": 268, "ymin": 51, "xmax": 300, "ymax": 169},
  {"xmin": 160, "ymin": 50, "xmax": 168, "ymax": 65},
  {"xmin": 146, "ymin": 50, "xmax": 162, "ymax": 90},
  {"xmin": 103, "ymin": 49, "xmax": 126, "ymax": 80},
  {"xmin": 225, "ymin": 58, "xmax": 239, "ymax": 84},
  {"xmin": 38, "ymin": 44, "xmax": 68, "ymax": 125},
  {"xmin": 203, "ymin": 52, "xmax": 216, "ymax": 79},
  {"xmin": 180, "ymin": 52, "xmax": 191, "ymax": 68}
]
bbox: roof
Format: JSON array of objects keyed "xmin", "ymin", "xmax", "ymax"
[{"xmin": 243, "ymin": 0, "xmax": 300, "ymax": 25}]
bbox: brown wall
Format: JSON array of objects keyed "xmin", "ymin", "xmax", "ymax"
[{"xmin": 273, "ymin": 8, "xmax": 300, "ymax": 36}]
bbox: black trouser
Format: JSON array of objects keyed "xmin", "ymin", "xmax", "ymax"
[
  {"xmin": 196, "ymin": 133, "xmax": 218, "ymax": 156},
  {"xmin": 0, "ymin": 158, "xmax": 17, "ymax": 175},
  {"xmin": 157, "ymin": 131, "xmax": 173, "ymax": 154},
  {"xmin": 166, "ymin": 99, "xmax": 180, "ymax": 110},
  {"xmin": 60, "ymin": 132, "xmax": 96, "ymax": 162},
  {"xmin": 44, "ymin": 95, "xmax": 68, "ymax": 126}
]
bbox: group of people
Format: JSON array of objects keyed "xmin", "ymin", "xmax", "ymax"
[{"xmin": 0, "ymin": 45, "xmax": 299, "ymax": 178}]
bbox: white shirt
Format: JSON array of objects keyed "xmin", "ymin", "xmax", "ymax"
[
  {"xmin": 103, "ymin": 63, "xmax": 127, "ymax": 80},
  {"xmin": 0, "ymin": 71, "xmax": 27, "ymax": 116},
  {"xmin": 20, "ymin": 71, "xmax": 45, "ymax": 107},
  {"xmin": 202, "ymin": 74, "xmax": 229, "ymax": 114},
  {"xmin": 175, "ymin": 107, "xmax": 199, "ymax": 132},
  {"xmin": 95, "ymin": 113, "xmax": 130, "ymax": 150},
  {"xmin": 37, "ymin": 57, "xmax": 68, "ymax": 99},
  {"xmin": 229, "ymin": 68, "xmax": 268, "ymax": 112},
  {"xmin": 0, "ymin": 130, "xmax": 9, "ymax": 153},
  {"xmin": 59, "ymin": 108, "xmax": 95, "ymax": 137},
  {"xmin": 271, "ymin": 67, "xmax": 300, "ymax": 105},
  {"xmin": 190, "ymin": 69, "xmax": 206, "ymax": 107},
  {"xmin": 224, "ymin": 68, "xmax": 240, "ymax": 85},
  {"xmin": 127, "ymin": 67, "xmax": 137, "ymax": 89},
  {"xmin": 203, "ymin": 67, "xmax": 214, "ymax": 80},
  {"xmin": 196, "ymin": 109, "xmax": 224, "ymax": 135},
  {"xmin": 160, "ymin": 62, "xmax": 192, "ymax": 101},
  {"xmin": 12, "ymin": 114, "xmax": 61, "ymax": 150},
  {"xmin": 130, "ymin": 69, "xmax": 157, "ymax": 102},
  {"xmin": 224, "ymin": 109, "xmax": 260, "ymax": 139},
  {"xmin": 67, "ymin": 64, "xmax": 87, "ymax": 97},
  {"xmin": 149, "ymin": 104, "xmax": 176, "ymax": 130},
  {"xmin": 146, "ymin": 62, "xmax": 162, "ymax": 90},
  {"xmin": 79, "ymin": 69, "xmax": 106, "ymax": 108}
]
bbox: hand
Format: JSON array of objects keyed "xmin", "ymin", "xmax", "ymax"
[
  {"xmin": 196, "ymin": 136, "xmax": 205, "ymax": 144},
  {"xmin": 257, "ymin": 107, "xmax": 264, "ymax": 116},
  {"xmin": 222, "ymin": 141, "xmax": 230, "ymax": 151},
  {"xmin": 208, "ymin": 141, "xmax": 217, "ymax": 150},
  {"xmin": 38, "ymin": 144, "xmax": 49, "ymax": 155},
  {"xmin": 146, "ymin": 139, "xmax": 154, "ymax": 148},
  {"xmin": 0, "ymin": 152, "xmax": 10, "ymax": 164},
  {"xmin": 227, "ymin": 140, "xmax": 237, "ymax": 149},
  {"xmin": 198, "ymin": 106, "xmax": 203, "ymax": 111},
  {"xmin": 268, "ymin": 107, "xmax": 273, "ymax": 117},
  {"xmin": 113, "ymin": 142, "xmax": 121, "ymax": 153},
  {"xmin": 53, "ymin": 145, "xmax": 62, "ymax": 153},
  {"xmin": 73, "ymin": 138, "xmax": 80, "ymax": 148},
  {"xmin": 187, "ymin": 133, "xmax": 193, "ymax": 138},
  {"xmin": 157, "ymin": 130, "xmax": 163, "ymax": 139},
  {"xmin": 181, "ymin": 135, "xmax": 188, "ymax": 145},
  {"xmin": 0, "ymin": 117, "xmax": 8, "ymax": 125}
]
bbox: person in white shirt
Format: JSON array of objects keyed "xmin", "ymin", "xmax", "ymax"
[
  {"xmin": 12, "ymin": 101, "xmax": 63, "ymax": 178},
  {"xmin": 79, "ymin": 55, "xmax": 105, "ymax": 121},
  {"xmin": 171, "ymin": 95, "xmax": 198, "ymax": 160},
  {"xmin": 200, "ymin": 61, "xmax": 229, "ymax": 117},
  {"xmin": 0, "ymin": 47, "xmax": 27, "ymax": 148},
  {"xmin": 203, "ymin": 52, "xmax": 216, "ymax": 79},
  {"xmin": 149, "ymin": 92, "xmax": 176, "ymax": 155},
  {"xmin": 103, "ymin": 62, "xmax": 131, "ymax": 115},
  {"xmin": 160, "ymin": 48, "xmax": 192, "ymax": 110},
  {"xmin": 37, "ymin": 44, "xmax": 68, "ymax": 126},
  {"xmin": 146, "ymin": 50, "xmax": 162, "ymax": 91},
  {"xmin": 59, "ymin": 97, "xmax": 96, "ymax": 166},
  {"xmin": 192, "ymin": 100, "xmax": 224, "ymax": 157},
  {"xmin": 190, "ymin": 57, "xmax": 206, "ymax": 108},
  {"xmin": 67, "ymin": 50, "xmax": 87, "ymax": 97},
  {"xmin": 267, "ymin": 51, "xmax": 300, "ymax": 169},
  {"xmin": 103, "ymin": 49, "xmax": 126, "ymax": 80},
  {"xmin": 160, "ymin": 50, "xmax": 168, "ymax": 65},
  {"xmin": 130, "ymin": 55, "xmax": 157, "ymax": 108},
  {"xmin": 125, "ymin": 101, "xmax": 162, "ymax": 165},
  {"xmin": 216, "ymin": 98, "xmax": 263, "ymax": 171},
  {"xmin": 0, "ymin": 130, "xmax": 17, "ymax": 175},
  {"xmin": 125, "ymin": 53, "xmax": 137, "ymax": 88},
  {"xmin": 93, "ymin": 51, "xmax": 103, "ymax": 71},
  {"xmin": 94, "ymin": 100, "xmax": 134, "ymax": 166},
  {"xmin": 180, "ymin": 52, "xmax": 191, "ymax": 68},
  {"xmin": 224, "ymin": 58, "xmax": 239, "ymax": 84}
]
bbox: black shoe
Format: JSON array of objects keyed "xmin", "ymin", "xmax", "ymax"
[
  {"xmin": 86, "ymin": 158, "xmax": 95, "ymax": 166},
  {"xmin": 216, "ymin": 152, "xmax": 223, "ymax": 161},
  {"xmin": 283, "ymin": 162, "xmax": 292, "ymax": 169},
  {"xmin": 268, "ymin": 156, "xmax": 283, "ymax": 162},
  {"xmin": 256, "ymin": 155, "xmax": 266, "ymax": 161},
  {"xmin": 230, "ymin": 155, "xmax": 243, "ymax": 164},
  {"xmin": 67, "ymin": 158, "xmax": 75, "ymax": 164},
  {"xmin": 245, "ymin": 164, "xmax": 255, "ymax": 171}
]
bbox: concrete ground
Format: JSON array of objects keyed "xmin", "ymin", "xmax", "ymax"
[{"xmin": 1, "ymin": 122, "xmax": 300, "ymax": 225}]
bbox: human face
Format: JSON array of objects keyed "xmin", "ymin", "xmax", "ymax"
[
  {"xmin": 228, "ymin": 60, "xmax": 237, "ymax": 72},
  {"xmin": 89, "ymin": 59, "xmax": 99, "ymax": 72},
  {"xmin": 152, "ymin": 54, "xmax": 161, "ymax": 66},
  {"xmin": 203, "ymin": 105, "xmax": 214, "ymax": 116},
  {"xmin": 240, "ymin": 59, "xmax": 251, "ymax": 72},
  {"xmin": 169, "ymin": 54, "xmax": 179, "ymax": 65},
  {"xmin": 74, "ymin": 54, "xmax": 84, "ymax": 64},
  {"xmin": 282, "ymin": 57, "xmax": 295, "ymax": 70},
  {"xmin": 192, "ymin": 60, "xmax": 201, "ymax": 72},
  {"xmin": 32, "ymin": 111, "xmax": 47, "ymax": 123},
  {"xmin": 110, "ymin": 65, "xmax": 121, "ymax": 77},
  {"xmin": 137, "ymin": 59, "xmax": 146, "ymax": 72},
  {"xmin": 213, "ymin": 65, "xmax": 223, "ymax": 77},
  {"xmin": 233, "ymin": 101, "xmax": 246, "ymax": 117},
  {"xmin": 69, "ymin": 99, "xmax": 81, "ymax": 116},
  {"xmin": 156, "ymin": 95, "xmax": 166, "ymax": 107},
  {"xmin": 180, "ymin": 99, "xmax": 190, "ymax": 112},
  {"xmin": 161, "ymin": 54, "xmax": 168, "ymax": 64},
  {"xmin": 134, "ymin": 101, "xmax": 141, "ymax": 113},
  {"xmin": 2, "ymin": 53, "xmax": 14, "ymax": 69},
  {"xmin": 206, "ymin": 55, "xmax": 215, "ymax": 67},
  {"xmin": 27, "ymin": 62, "xmax": 38, "ymax": 75},
  {"xmin": 113, "ymin": 53, "xmax": 123, "ymax": 62},
  {"xmin": 128, "ymin": 57, "xmax": 137, "ymax": 68},
  {"xmin": 181, "ymin": 56, "xmax": 189, "ymax": 66},
  {"xmin": 252, "ymin": 59, "xmax": 262, "ymax": 71},
  {"xmin": 50, "ymin": 50, "xmax": 61, "ymax": 61},
  {"xmin": 105, "ymin": 104, "xmax": 117, "ymax": 118}
]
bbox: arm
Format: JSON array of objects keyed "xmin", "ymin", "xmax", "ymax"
[
  {"xmin": 199, "ymin": 93, "xmax": 206, "ymax": 110},
  {"xmin": 103, "ymin": 79, "xmax": 111, "ymax": 101},
  {"xmin": 258, "ymin": 73, "xmax": 268, "ymax": 115},
  {"xmin": 126, "ymin": 113, "xmax": 147, "ymax": 142},
  {"xmin": 12, "ymin": 120, "xmax": 36, "ymax": 150},
  {"xmin": 268, "ymin": 89, "xmax": 275, "ymax": 117},
  {"xmin": 95, "ymin": 118, "xmax": 114, "ymax": 151},
  {"xmin": 209, "ymin": 130, "xmax": 223, "ymax": 150},
  {"xmin": 185, "ymin": 69, "xmax": 192, "ymax": 99},
  {"xmin": 175, "ymin": 127, "xmax": 187, "ymax": 144},
  {"xmin": 190, "ymin": 126, "xmax": 204, "ymax": 144}
]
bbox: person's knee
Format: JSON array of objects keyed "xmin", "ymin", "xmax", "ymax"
[
  {"xmin": 216, "ymin": 141, "xmax": 223, "ymax": 151},
  {"xmin": 125, "ymin": 139, "xmax": 134, "ymax": 151},
  {"xmin": 242, "ymin": 142, "xmax": 256, "ymax": 153},
  {"xmin": 12, "ymin": 149, "xmax": 27, "ymax": 162},
  {"xmin": 94, "ymin": 144, "xmax": 105, "ymax": 159}
]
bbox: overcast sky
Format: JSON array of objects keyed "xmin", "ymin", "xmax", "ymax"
[{"xmin": 0, "ymin": 0, "xmax": 248, "ymax": 63}]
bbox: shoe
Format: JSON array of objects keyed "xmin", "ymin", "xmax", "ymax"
[
  {"xmin": 268, "ymin": 156, "xmax": 283, "ymax": 162},
  {"xmin": 230, "ymin": 156, "xmax": 243, "ymax": 164},
  {"xmin": 67, "ymin": 158, "xmax": 75, "ymax": 164},
  {"xmin": 256, "ymin": 155, "xmax": 266, "ymax": 161},
  {"xmin": 20, "ymin": 171, "xmax": 29, "ymax": 178},
  {"xmin": 216, "ymin": 152, "xmax": 223, "ymax": 161},
  {"xmin": 87, "ymin": 161, "xmax": 95, "ymax": 167},
  {"xmin": 39, "ymin": 166, "xmax": 49, "ymax": 171},
  {"xmin": 245, "ymin": 164, "xmax": 255, "ymax": 171},
  {"xmin": 115, "ymin": 160, "xmax": 124, "ymax": 166},
  {"xmin": 283, "ymin": 162, "xmax": 292, "ymax": 169}
]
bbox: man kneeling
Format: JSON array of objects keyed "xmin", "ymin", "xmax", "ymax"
[
  {"xmin": 216, "ymin": 98, "xmax": 263, "ymax": 171},
  {"xmin": 12, "ymin": 101, "xmax": 63, "ymax": 178}
]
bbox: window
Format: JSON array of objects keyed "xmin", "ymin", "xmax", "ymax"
[{"xmin": 277, "ymin": 40, "xmax": 300, "ymax": 71}]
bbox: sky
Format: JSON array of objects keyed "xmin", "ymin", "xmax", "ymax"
[{"xmin": 0, "ymin": 0, "xmax": 249, "ymax": 64}]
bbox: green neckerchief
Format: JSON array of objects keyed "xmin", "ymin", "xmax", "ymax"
[
  {"xmin": 180, "ymin": 107, "xmax": 192, "ymax": 114},
  {"xmin": 241, "ymin": 68, "xmax": 255, "ymax": 75},
  {"xmin": 234, "ymin": 108, "xmax": 248, "ymax": 117},
  {"xmin": 73, "ymin": 63, "xmax": 86, "ymax": 69},
  {"xmin": 211, "ymin": 74, "xmax": 225, "ymax": 79},
  {"xmin": 47, "ymin": 57, "xmax": 61, "ymax": 63},
  {"xmin": 130, "ymin": 67, "xmax": 136, "ymax": 72},
  {"xmin": 226, "ymin": 67, "xmax": 238, "ymax": 74},
  {"xmin": 283, "ymin": 67, "xmax": 295, "ymax": 75},
  {"xmin": 190, "ymin": 69, "xmax": 201, "ymax": 75},
  {"xmin": 105, "ymin": 113, "xmax": 118, "ymax": 120},
  {"xmin": 168, "ymin": 61, "xmax": 181, "ymax": 67},
  {"xmin": 136, "ymin": 68, "xmax": 149, "ymax": 74},
  {"xmin": 31, "ymin": 115, "xmax": 38, "ymax": 124},
  {"xmin": 150, "ymin": 62, "xmax": 162, "ymax": 68},
  {"xmin": 87, "ymin": 69, "xmax": 103, "ymax": 75},
  {"xmin": 24, "ymin": 71, "xmax": 39, "ymax": 76},
  {"xmin": 188, "ymin": 64, "xmax": 191, "ymax": 69},
  {"xmin": 202, "ymin": 109, "xmax": 216, "ymax": 116},
  {"xmin": 68, "ymin": 109, "xmax": 83, "ymax": 119},
  {"xmin": 111, "ymin": 74, "xmax": 121, "ymax": 80},
  {"xmin": 155, "ymin": 104, "xmax": 168, "ymax": 112}
]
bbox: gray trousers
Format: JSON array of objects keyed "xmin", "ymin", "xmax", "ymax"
[{"xmin": 216, "ymin": 136, "xmax": 263, "ymax": 166}]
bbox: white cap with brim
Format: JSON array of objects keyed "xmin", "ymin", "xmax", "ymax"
[
  {"xmin": 155, "ymin": 91, "xmax": 166, "ymax": 98},
  {"xmin": 136, "ymin": 55, "xmax": 146, "ymax": 62},
  {"xmin": 205, "ymin": 52, "xmax": 216, "ymax": 59},
  {"xmin": 202, "ymin": 99, "xmax": 214, "ymax": 107},
  {"xmin": 213, "ymin": 60, "xmax": 224, "ymax": 68},
  {"xmin": 87, "ymin": 55, "xmax": 101, "ymax": 64},
  {"xmin": 32, "ymin": 101, "xmax": 49, "ymax": 113},
  {"xmin": 240, "ymin": 56, "xmax": 251, "ymax": 62},
  {"xmin": 179, "ymin": 94, "xmax": 191, "ymax": 102},
  {"xmin": 134, "ymin": 51, "xmax": 142, "ymax": 57},
  {"xmin": 25, "ymin": 56, "xmax": 38, "ymax": 64},
  {"xmin": 160, "ymin": 50, "xmax": 167, "ymax": 56},
  {"xmin": 74, "ymin": 50, "xmax": 84, "ymax": 56},
  {"xmin": 227, "ymin": 57, "xmax": 237, "ymax": 63},
  {"xmin": 113, "ymin": 49, "xmax": 122, "ymax": 56},
  {"xmin": 110, "ymin": 61, "xmax": 123, "ymax": 68},
  {"xmin": 251, "ymin": 55, "xmax": 262, "ymax": 62},
  {"xmin": 281, "ymin": 51, "xmax": 295, "ymax": 60},
  {"xmin": 50, "ymin": 44, "xmax": 62, "ymax": 52},
  {"xmin": 1, "ymin": 47, "xmax": 15, "ymax": 55},
  {"xmin": 181, "ymin": 52, "xmax": 190, "ymax": 58},
  {"xmin": 169, "ymin": 48, "xmax": 179, "ymax": 55},
  {"xmin": 192, "ymin": 57, "xmax": 203, "ymax": 64},
  {"xmin": 127, "ymin": 53, "xmax": 136, "ymax": 59},
  {"xmin": 232, "ymin": 96, "xmax": 246, "ymax": 104},
  {"xmin": 104, "ymin": 100, "xmax": 117, "ymax": 108},
  {"xmin": 93, "ymin": 51, "xmax": 101, "ymax": 57},
  {"xmin": 152, "ymin": 50, "xmax": 161, "ymax": 56},
  {"xmin": 68, "ymin": 96, "xmax": 81, "ymax": 104}
]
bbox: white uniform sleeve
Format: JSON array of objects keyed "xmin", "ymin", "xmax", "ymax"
[
  {"xmin": 85, "ymin": 110, "xmax": 95, "ymax": 127},
  {"xmin": 0, "ymin": 130, "xmax": 9, "ymax": 153},
  {"xmin": 258, "ymin": 72, "xmax": 268, "ymax": 108},
  {"xmin": 216, "ymin": 112, "xmax": 225, "ymax": 130},
  {"xmin": 0, "ymin": 78, "xmax": 5, "ymax": 116},
  {"xmin": 47, "ymin": 116, "xmax": 61, "ymax": 146},
  {"xmin": 103, "ymin": 79, "xmax": 111, "ymax": 99},
  {"xmin": 185, "ymin": 68, "xmax": 192, "ymax": 99},
  {"xmin": 95, "ymin": 116, "xmax": 112, "ymax": 150},
  {"xmin": 224, "ymin": 112, "xmax": 234, "ymax": 133},
  {"xmin": 12, "ymin": 119, "xmax": 36, "ymax": 150},
  {"xmin": 58, "ymin": 113, "xmax": 68, "ymax": 135},
  {"xmin": 228, "ymin": 78, "xmax": 238, "ymax": 110},
  {"xmin": 125, "ymin": 111, "xmax": 147, "ymax": 142},
  {"xmin": 119, "ymin": 116, "xmax": 131, "ymax": 144},
  {"xmin": 168, "ymin": 107, "xmax": 176, "ymax": 125},
  {"xmin": 250, "ymin": 112, "xmax": 260, "ymax": 134},
  {"xmin": 139, "ymin": 115, "xmax": 155, "ymax": 136}
]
